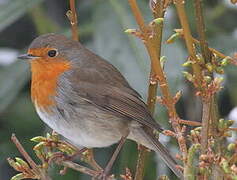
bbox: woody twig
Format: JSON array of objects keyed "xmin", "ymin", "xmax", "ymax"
[
  {"xmin": 67, "ymin": 0, "xmax": 79, "ymax": 41},
  {"xmin": 9, "ymin": 134, "xmax": 102, "ymax": 179},
  {"xmin": 127, "ymin": 0, "xmax": 187, "ymax": 179}
]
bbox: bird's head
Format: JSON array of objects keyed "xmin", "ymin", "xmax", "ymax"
[{"xmin": 18, "ymin": 33, "xmax": 80, "ymax": 107}]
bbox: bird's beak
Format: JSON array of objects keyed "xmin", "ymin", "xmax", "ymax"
[{"xmin": 18, "ymin": 54, "xmax": 39, "ymax": 60}]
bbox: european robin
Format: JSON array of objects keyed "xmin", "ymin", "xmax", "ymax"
[{"xmin": 18, "ymin": 33, "xmax": 183, "ymax": 179}]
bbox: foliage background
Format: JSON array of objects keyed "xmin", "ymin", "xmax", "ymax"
[{"xmin": 0, "ymin": 0, "xmax": 236, "ymax": 179}]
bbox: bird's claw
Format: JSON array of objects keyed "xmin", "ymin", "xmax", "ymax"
[{"xmin": 48, "ymin": 152, "xmax": 66, "ymax": 164}]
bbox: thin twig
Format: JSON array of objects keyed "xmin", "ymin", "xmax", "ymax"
[
  {"xmin": 58, "ymin": 160, "xmax": 99, "ymax": 177},
  {"xmin": 11, "ymin": 134, "xmax": 38, "ymax": 171},
  {"xmin": 134, "ymin": 0, "xmax": 166, "ymax": 179},
  {"xmin": 68, "ymin": 0, "xmax": 79, "ymax": 41},
  {"xmin": 128, "ymin": 0, "xmax": 187, "ymax": 179},
  {"xmin": 174, "ymin": 0, "xmax": 203, "ymax": 87},
  {"xmin": 11, "ymin": 134, "xmax": 52, "ymax": 180},
  {"xmin": 68, "ymin": 0, "xmax": 101, "ymax": 173},
  {"xmin": 229, "ymin": 128, "xmax": 237, "ymax": 131},
  {"xmin": 194, "ymin": 0, "xmax": 216, "ymax": 155},
  {"xmin": 193, "ymin": 2, "xmax": 223, "ymax": 179},
  {"xmin": 179, "ymin": 119, "xmax": 201, "ymax": 126},
  {"xmin": 194, "ymin": 0, "xmax": 212, "ymax": 64},
  {"xmin": 192, "ymin": 37, "xmax": 237, "ymax": 66},
  {"xmin": 200, "ymin": 99, "xmax": 212, "ymax": 153}
]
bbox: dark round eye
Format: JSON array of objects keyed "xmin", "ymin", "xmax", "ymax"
[{"xmin": 48, "ymin": 49, "xmax": 57, "ymax": 57}]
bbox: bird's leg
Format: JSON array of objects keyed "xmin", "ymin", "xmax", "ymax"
[
  {"xmin": 48, "ymin": 147, "xmax": 87, "ymax": 164},
  {"xmin": 97, "ymin": 133, "xmax": 129, "ymax": 180},
  {"xmin": 65, "ymin": 147, "xmax": 88, "ymax": 161}
]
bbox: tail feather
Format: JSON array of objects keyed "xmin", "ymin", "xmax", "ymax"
[{"xmin": 141, "ymin": 127, "xmax": 184, "ymax": 180}]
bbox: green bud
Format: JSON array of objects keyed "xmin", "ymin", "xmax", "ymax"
[
  {"xmin": 204, "ymin": 76, "xmax": 212, "ymax": 83},
  {"xmin": 214, "ymin": 77, "xmax": 224, "ymax": 84},
  {"xmin": 14, "ymin": 162, "xmax": 22, "ymax": 170},
  {"xmin": 33, "ymin": 142, "xmax": 46, "ymax": 151},
  {"xmin": 160, "ymin": 56, "xmax": 167, "ymax": 69},
  {"xmin": 227, "ymin": 143, "xmax": 236, "ymax": 151},
  {"xmin": 227, "ymin": 120, "xmax": 234, "ymax": 127},
  {"xmin": 10, "ymin": 173, "xmax": 25, "ymax": 180},
  {"xmin": 58, "ymin": 144, "xmax": 75, "ymax": 155},
  {"xmin": 124, "ymin": 29, "xmax": 136, "ymax": 34},
  {"xmin": 182, "ymin": 71, "xmax": 193, "ymax": 82},
  {"xmin": 51, "ymin": 132, "xmax": 59, "ymax": 141},
  {"xmin": 218, "ymin": 119, "xmax": 225, "ymax": 129},
  {"xmin": 221, "ymin": 57, "xmax": 231, "ymax": 66},
  {"xmin": 220, "ymin": 159, "xmax": 230, "ymax": 173},
  {"xmin": 158, "ymin": 175, "xmax": 169, "ymax": 180},
  {"xmin": 196, "ymin": 54, "xmax": 205, "ymax": 64},
  {"xmin": 199, "ymin": 167, "xmax": 205, "ymax": 174},
  {"xmin": 35, "ymin": 150, "xmax": 44, "ymax": 160},
  {"xmin": 182, "ymin": 61, "xmax": 193, "ymax": 67},
  {"xmin": 194, "ymin": 130, "xmax": 200, "ymax": 136},
  {"xmin": 30, "ymin": 136, "xmax": 46, "ymax": 143},
  {"xmin": 42, "ymin": 162, "xmax": 49, "ymax": 169},
  {"xmin": 46, "ymin": 133, "xmax": 51, "ymax": 139},
  {"xmin": 194, "ymin": 127, "xmax": 202, "ymax": 131},
  {"xmin": 15, "ymin": 157, "xmax": 29, "ymax": 169},
  {"xmin": 166, "ymin": 33, "xmax": 180, "ymax": 44},
  {"xmin": 205, "ymin": 63, "xmax": 213, "ymax": 72},
  {"xmin": 190, "ymin": 130, "xmax": 195, "ymax": 136},
  {"xmin": 7, "ymin": 158, "xmax": 21, "ymax": 171},
  {"xmin": 215, "ymin": 67, "xmax": 224, "ymax": 74},
  {"xmin": 7, "ymin": 158, "xmax": 14, "ymax": 166},
  {"xmin": 194, "ymin": 144, "xmax": 201, "ymax": 149},
  {"xmin": 153, "ymin": 18, "xmax": 164, "ymax": 25}
]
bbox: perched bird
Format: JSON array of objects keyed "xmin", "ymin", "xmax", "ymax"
[{"xmin": 18, "ymin": 33, "xmax": 183, "ymax": 179}]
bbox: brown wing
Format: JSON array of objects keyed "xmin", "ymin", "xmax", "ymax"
[
  {"xmin": 68, "ymin": 46, "xmax": 163, "ymax": 132},
  {"xmin": 70, "ymin": 76, "xmax": 163, "ymax": 132}
]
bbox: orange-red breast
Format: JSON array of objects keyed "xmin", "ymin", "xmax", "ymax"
[{"xmin": 18, "ymin": 33, "xmax": 183, "ymax": 179}]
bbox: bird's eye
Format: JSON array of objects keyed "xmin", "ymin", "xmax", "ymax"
[{"xmin": 48, "ymin": 49, "xmax": 57, "ymax": 57}]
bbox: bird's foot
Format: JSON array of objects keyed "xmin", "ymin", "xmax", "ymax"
[
  {"xmin": 65, "ymin": 147, "xmax": 88, "ymax": 161},
  {"xmin": 48, "ymin": 152, "xmax": 65, "ymax": 164},
  {"xmin": 48, "ymin": 147, "xmax": 88, "ymax": 164}
]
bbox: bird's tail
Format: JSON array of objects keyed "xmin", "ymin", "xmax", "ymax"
[{"xmin": 140, "ymin": 127, "xmax": 184, "ymax": 180}]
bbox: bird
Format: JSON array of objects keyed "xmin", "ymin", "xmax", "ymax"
[{"xmin": 18, "ymin": 33, "xmax": 183, "ymax": 179}]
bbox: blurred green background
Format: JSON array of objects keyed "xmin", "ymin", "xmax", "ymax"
[{"xmin": 0, "ymin": 0, "xmax": 236, "ymax": 179}]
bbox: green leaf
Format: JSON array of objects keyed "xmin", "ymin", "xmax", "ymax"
[
  {"xmin": 0, "ymin": 0, "xmax": 43, "ymax": 32},
  {"xmin": 0, "ymin": 61, "xmax": 29, "ymax": 113}
]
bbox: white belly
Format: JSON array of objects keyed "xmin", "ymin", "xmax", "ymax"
[{"xmin": 35, "ymin": 104, "xmax": 123, "ymax": 148}]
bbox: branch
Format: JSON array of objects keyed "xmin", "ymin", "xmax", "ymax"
[
  {"xmin": 57, "ymin": 160, "xmax": 98, "ymax": 177},
  {"xmin": 10, "ymin": 134, "xmax": 103, "ymax": 180},
  {"xmin": 194, "ymin": 0, "xmax": 215, "ymax": 155},
  {"xmin": 192, "ymin": 37, "xmax": 237, "ymax": 66},
  {"xmin": 67, "ymin": 0, "xmax": 79, "ymax": 41},
  {"xmin": 127, "ymin": 0, "xmax": 187, "ymax": 179},
  {"xmin": 193, "ymin": 4, "xmax": 223, "ymax": 180},
  {"xmin": 194, "ymin": 0, "xmax": 212, "ymax": 64},
  {"xmin": 174, "ymin": 0, "xmax": 203, "ymax": 86},
  {"xmin": 11, "ymin": 134, "xmax": 52, "ymax": 180}
]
